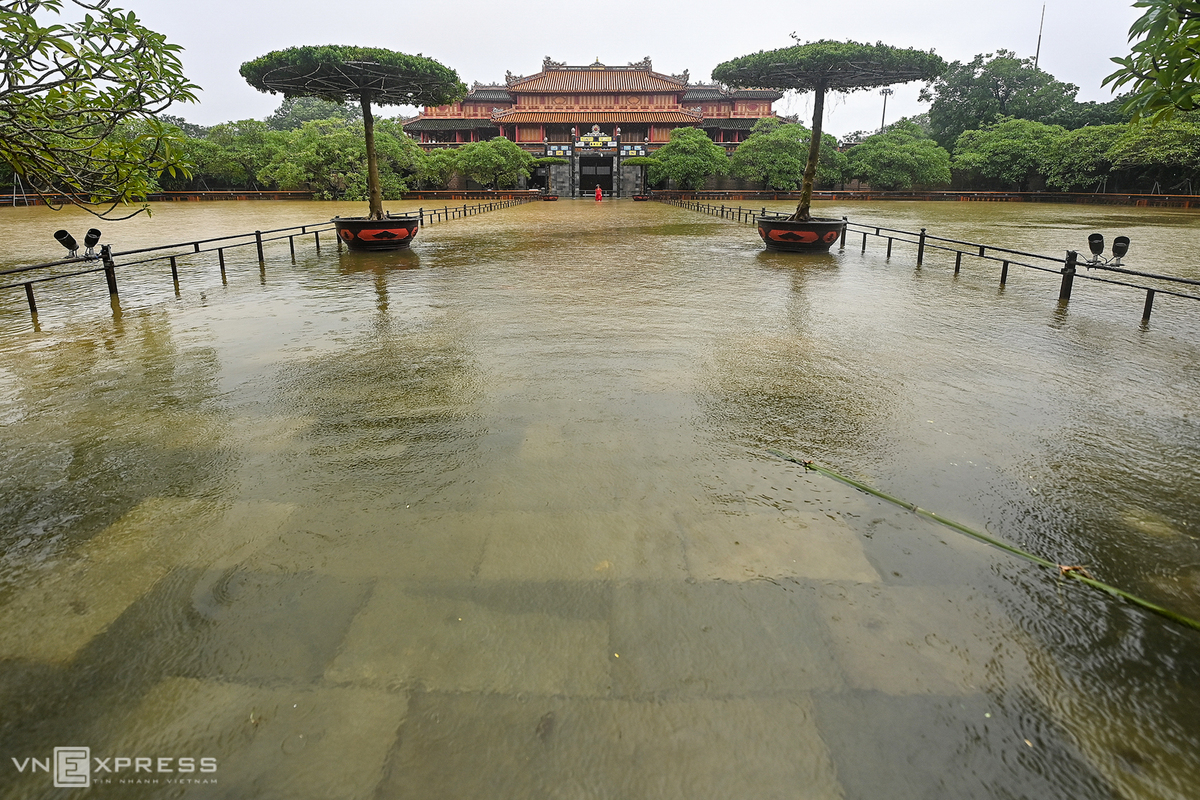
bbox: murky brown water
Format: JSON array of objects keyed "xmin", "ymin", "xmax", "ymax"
[{"xmin": 1, "ymin": 198, "xmax": 1198, "ymax": 799}]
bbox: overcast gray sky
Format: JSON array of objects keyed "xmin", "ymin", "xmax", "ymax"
[{"xmin": 132, "ymin": 0, "xmax": 1142, "ymax": 137}]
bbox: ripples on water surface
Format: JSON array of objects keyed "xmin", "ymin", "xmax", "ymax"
[{"xmin": 0, "ymin": 199, "xmax": 1198, "ymax": 799}]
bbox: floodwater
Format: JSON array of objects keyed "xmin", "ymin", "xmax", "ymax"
[{"xmin": 0, "ymin": 198, "xmax": 1198, "ymax": 799}]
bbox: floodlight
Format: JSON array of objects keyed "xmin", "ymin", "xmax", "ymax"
[
  {"xmin": 83, "ymin": 228, "xmax": 102, "ymax": 257},
  {"xmin": 1088, "ymin": 233, "xmax": 1104, "ymax": 256},
  {"xmin": 1112, "ymin": 236, "xmax": 1130, "ymax": 264},
  {"xmin": 54, "ymin": 230, "xmax": 78, "ymax": 256}
]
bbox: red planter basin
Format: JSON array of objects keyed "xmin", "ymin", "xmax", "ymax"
[
  {"xmin": 333, "ymin": 216, "xmax": 419, "ymax": 251},
  {"xmin": 756, "ymin": 216, "xmax": 845, "ymax": 252}
]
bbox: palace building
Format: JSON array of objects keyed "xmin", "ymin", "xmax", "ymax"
[{"xmin": 402, "ymin": 57, "xmax": 783, "ymax": 196}]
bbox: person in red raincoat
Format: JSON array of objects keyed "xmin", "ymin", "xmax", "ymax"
[{"xmin": 595, "ymin": 185, "xmax": 602, "ymax": 202}]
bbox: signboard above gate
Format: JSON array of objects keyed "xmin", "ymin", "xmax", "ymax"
[{"xmin": 577, "ymin": 124, "xmax": 615, "ymax": 150}]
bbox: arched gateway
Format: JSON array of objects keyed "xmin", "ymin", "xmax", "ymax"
[{"xmin": 403, "ymin": 57, "xmax": 783, "ymax": 196}]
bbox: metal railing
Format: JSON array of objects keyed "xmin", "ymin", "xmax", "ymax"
[
  {"xmin": 658, "ymin": 197, "xmax": 1200, "ymax": 322},
  {"xmin": 3, "ymin": 197, "xmax": 537, "ymax": 323}
]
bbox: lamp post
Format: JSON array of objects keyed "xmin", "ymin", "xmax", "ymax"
[
  {"xmin": 879, "ymin": 88, "xmax": 893, "ymax": 134},
  {"xmin": 570, "ymin": 127, "xmax": 576, "ymax": 197},
  {"xmin": 614, "ymin": 126, "xmax": 622, "ymax": 197}
]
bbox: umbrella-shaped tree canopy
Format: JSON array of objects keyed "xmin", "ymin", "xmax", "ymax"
[
  {"xmin": 714, "ymin": 40, "xmax": 944, "ymax": 220},
  {"xmin": 241, "ymin": 46, "xmax": 466, "ymax": 218}
]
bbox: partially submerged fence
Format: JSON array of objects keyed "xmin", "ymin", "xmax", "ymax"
[
  {"xmin": 657, "ymin": 197, "xmax": 1200, "ymax": 322},
  {"xmin": 2, "ymin": 197, "xmax": 536, "ymax": 324},
  {"xmin": 651, "ymin": 189, "xmax": 1200, "ymax": 210}
]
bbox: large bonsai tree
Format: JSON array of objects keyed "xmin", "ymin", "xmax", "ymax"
[
  {"xmin": 240, "ymin": 46, "xmax": 465, "ymax": 219},
  {"xmin": 714, "ymin": 39, "xmax": 944, "ymax": 220}
]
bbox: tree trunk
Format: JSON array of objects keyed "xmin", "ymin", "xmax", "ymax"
[
  {"xmin": 361, "ymin": 93, "xmax": 383, "ymax": 220},
  {"xmin": 792, "ymin": 83, "xmax": 826, "ymax": 222}
]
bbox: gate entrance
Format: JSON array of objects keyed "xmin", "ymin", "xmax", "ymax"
[{"xmin": 578, "ymin": 156, "xmax": 613, "ymax": 194}]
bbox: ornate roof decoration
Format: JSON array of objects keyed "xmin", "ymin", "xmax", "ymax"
[
  {"xmin": 542, "ymin": 56, "xmax": 566, "ymax": 71},
  {"xmin": 670, "ymin": 70, "xmax": 689, "ymax": 85},
  {"xmin": 628, "ymin": 57, "xmax": 652, "ymax": 70},
  {"xmin": 505, "ymin": 70, "xmax": 525, "ymax": 87},
  {"xmin": 491, "ymin": 109, "xmax": 704, "ymax": 124}
]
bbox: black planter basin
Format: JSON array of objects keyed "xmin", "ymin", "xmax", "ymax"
[
  {"xmin": 756, "ymin": 216, "xmax": 844, "ymax": 252},
  {"xmin": 333, "ymin": 216, "xmax": 419, "ymax": 251}
]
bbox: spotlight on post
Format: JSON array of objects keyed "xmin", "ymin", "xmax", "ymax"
[
  {"xmin": 1112, "ymin": 236, "xmax": 1130, "ymax": 265},
  {"xmin": 1087, "ymin": 233, "xmax": 1104, "ymax": 264},
  {"xmin": 84, "ymin": 228, "xmax": 102, "ymax": 258},
  {"xmin": 54, "ymin": 230, "xmax": 79, "ymax": 257}
]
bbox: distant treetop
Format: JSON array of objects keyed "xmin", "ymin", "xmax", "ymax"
[
  {"xmin": 712, "ymin": 39, "xmax": 945, "ymax": 93},
  {"xmin": 240, "ymin": 46, "xmax": 466, "ymax": 107}
]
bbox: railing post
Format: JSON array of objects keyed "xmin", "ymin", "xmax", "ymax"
[
  {"xmin": 170, "ymin": 255, "xmax": 179, "ymax": 295},
  {"xmin": 24, "ymin": 282, "xmax": 37, "ymax": 318},
  {"xmin": 886, "ymin": 238, "xmax": 893, "ymax": 259},
  {"xmin": 101, "ymin": 244, "xmax": 118, "ymax": 296},
  {"xmin": 314, "ymin": 230, "xmax": 320, "ymax": 250},
  {"xmin": 917, "ymin": 228, "xmax": 926, "ymax": 265},
  {"xmin": 861, "ymin": 231, "xmax": 867, "ymax": 253},
  {"xmin": 1000, "ymin": 260, "xmax": 1010, "ymax": 286},
  {"xmin": 1143, "ymin": 289, "xmax": 1156, "ymax": 320},
  {"xmin": 419, "ymin": 207, "xmax": 424, "ymax": 228},
  {"xmin": 954, "ymin": 251, "xmax": 962, "ymax": 274},
  {"xmin": 255, "ymin": 230, "xmax": 264, "ymax": 262},
  {"xmin": 839, "ymin": 217, "xmax": 847, "ymax": 250},
  {"xmin": 1059, "ymin": 250, "xmax": 1077, "ymax": 300},
  {"xmin": 218, "ymin": 248, "xmax": 226, "ymax": 284}
]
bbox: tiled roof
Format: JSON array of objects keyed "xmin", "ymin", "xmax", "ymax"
[
  {"xmin": 403, "ymin": 118, "xmax": 501, "ymax": 131},
  {"xmin": 701, "ymin": 117, "xmax": 764, "ymax": 130},
  {"xmin": 731, "ymin": 89, "xmax": 784, "ymax": 100},
  {"xmin": 464, "ymin": 88, "xmax": 513, "ymax": 102},
  {"xmin": 509, "ymin": 69, "xmax": 686, "ymax": 93},
  {"xmin": 682, "ymin": 85, "xmax": 727, "ymax": 101},
  {"xmin": 492, "ymin": 110, "xmax": 703, "ymax": 124}
]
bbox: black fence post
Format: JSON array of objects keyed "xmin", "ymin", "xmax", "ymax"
[
  {"xmin": 1143, "ymin": 289, "xmax": 1156, "ymax": 320},
  {"xmin": 218, "ymin": 248, "xmax": 226, "ymax": 284},
  {"xmin": 101, "ymin": 244, "xmax": 118, "ymax": 296},
  {"xmin": 289, "ymin": 235, "xmax": 295, "ymax": 259},
  {"xmin": 917, "ymin": 228, "xmax": 927, "ymax": 265},
  {"xmin": 255, "ymin": 230, "xmax": 264, "ymax": 262},
  {"xmin": 954, "ymin": 251, "xmax": 963, "ymax": 274},
  {"xmin": 314, "ymin": 230, "xmax": 321, "ymax": 251},
  {"xmin": 1059, "ymin": 250, "xmax": 1077, "ymax": 301},
  {"xmin": 839, "ymin": 217, "xmax": 847, "ymax": 250},
  {"xmin": 170, "ymin": 255, "xmax": 180, "ymax": 295},
  {"xmin": 1000, "ymin": 260, "xmax": 1010, "ymax": 286},
  {"xmin": 24, "ymin": 283, "xmax": 37, "ymax": 318}
]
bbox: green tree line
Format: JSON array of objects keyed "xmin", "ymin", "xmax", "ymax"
[
  {"xmin": 147, "ymin": 98, "xmax": 533, "ymax": 197},
  {"xmin": 638, "ymin": 49, "xmax": 1200, "ymax": 195}
]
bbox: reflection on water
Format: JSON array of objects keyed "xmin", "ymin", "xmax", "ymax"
[{"xmin": 0, "ymin": 199, "xmax": 1198, "ymax": 799}]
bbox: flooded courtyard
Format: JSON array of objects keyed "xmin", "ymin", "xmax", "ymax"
[{"xmin": 1, "ymin": 198, "xmax": 1198, "ymax": 799}]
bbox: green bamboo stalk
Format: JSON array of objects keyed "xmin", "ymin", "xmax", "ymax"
[{"xmin": 767, "ymin": 449, "xmax": 1200, "ymax": 633}]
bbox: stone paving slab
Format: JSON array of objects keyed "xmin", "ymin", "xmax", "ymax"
[
  {"xmin": 812, "ymin": 582, "xmax": 1032, "ymax": 695},
  {"xmin": 94, "ymin": 676, "xmax": 408, "ymax": 800},
  {"xmin": 472, "ymin": 511, "xmax": 686, "ymax": 582},
  {"xmin": 376, "ymin": 690, "xmax": 844, "ymax": 800},
  {"xmin": 809, "ymin": 689, "xmax": 1117, "ymax": 800},
  {"xmin": 326, "ymin": 578, "xmax": 612, "ymax": 697},
  {"xmin": 0, "ymin": 498, "xmax": 215, "ymax": 664},
  {"xmin": 242, "ymin": 508, "xmax": 489, "ymax": 581},
  {"xmin": 610, "ymin": 578, "xmax": 845, "ymax": 698},
  {"xmin": 676, "ymin": 510, "xmax": 882, "ymax": 584}
]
